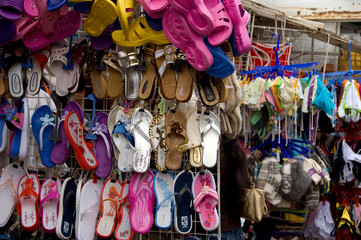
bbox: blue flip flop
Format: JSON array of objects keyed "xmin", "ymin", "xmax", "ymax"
[
  {"xmin": 173, "ymin": 170, "xmax": 194, "ymax": 234},
  {"xmin": 56, "ymin": 177, "xmax": 77, "ymax": 239},
  {"xmin": 31, "ymin": 105, "xmax": 55, "ymax": 167},
  {"xmin": 47, "ymin": 0, "xmax": 67, "ymax": 11},
  {"xmin": 204, "ymin": 38, "xmax": 235, "ymax": 78}
]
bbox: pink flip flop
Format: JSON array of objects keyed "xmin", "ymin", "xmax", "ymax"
[
  {"xmin": 192, "ymin": 170, "xmax": 219, "ymax": 231},
  {"xmin": 23, "ymin": 10, "xmax": 81, "ymax": 52},
  {"xmin": 162, "ymin": 7, "xmax": 213, "ymax": 71},
  {"xmin": 223, "ymin": 0, "xmax": 251, "ymax": 54},
  {"xmin": 23, "ymin": 0, "xmax": 38, "ymax": 18},
  {"xmin": 36, "ymin": 0, "xmax": 69, "ymax": 36},
  {"xmin": 129, "ymin": 170, "xmax": 155, "ymax": 234},
  {"xmin": 138, "ymin": 0, "xmax": 169, "ymax": 19},
  {"xmin": 206, "ymin": 0, "xmax": 233, "ymax": 46},
  {"xmin": 168, "ymin": 0, "xmax": 213, "ymax": 35}
]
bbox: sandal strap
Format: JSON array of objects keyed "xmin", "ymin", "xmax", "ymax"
[
  {"xmin": 155, "ymin": 45, "xmax": 176, "ymax": 78},
  {"xmin": 201, "ymin": 118, "xmax": 221, "ymax": 144},
  {"xmin": 113, "ymin": 120, "xmax": 135, "ymax": 148},
  {"xmin": 0, "ymin": 178, "xmax": 17, "ymax": 201},
  {"xmin": 50, "ymin": 47, "xmax": 69, "ymax": 66},
  {"xmin": 40, "ymin": 181, "xmax": 59, "ymax": 217},
  {"xmin": 39, "ymin": 114, "xmax": 55, "ymax": 150},
  {"xmin": 193, "ymin": 184, "xmax": 219, "ymax": 211},
  {"xmin": 175, "ymin": 183, "xmax": 193, "ymax": 214},
  {"xmin": 100, "ymin": 198, "xmax": 118, "ymax": 217},
  {"xmin": 128, "ymin": 52, "xmax": 139, "ymax": 67},
  {"xmin": 92, "ymin": 121, "xmax": 111, "ymax": 158},
  {"xmin": 156, "ymin": 193, "xmax": 175, "ymax": 211},
  {"xmin": 132, "ymin": 119, "xmax": 152, "ymax": 145}
]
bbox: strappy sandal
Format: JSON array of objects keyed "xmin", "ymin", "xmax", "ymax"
[
  {"xmin": 165, "ymin": 109, "xmax": 188, "ymax": 170},
  {"xmin": 149, "ymin": 114, "xmax": 167, "ymax": 171},
  {"xmin": 138, "ymin": 46, "xmax": 158, "ymax": 100}
]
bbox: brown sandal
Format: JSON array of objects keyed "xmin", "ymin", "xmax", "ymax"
[
  {"xmin": 165, "ymin": 109, "xmax": 188, "ymax": 170},
  {"xmin": 196, "ymin": 72, "xmax": 220, "ymax": 107},
  {"xmin": 139, "ymin": 45, "xmax": 157, "ymax": 100},
  {"xmin": 175, "ymin": 55, "xmax": 194, "ymax": 102},
  {"xmin": 156, "ymin": 45, "xmax": 177, "ymax": 100}
]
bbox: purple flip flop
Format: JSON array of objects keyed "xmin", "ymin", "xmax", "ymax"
[
  {"xmin": 51, "ymin": 101, "xmax": 84, "ymax": 165},
  {"xmin": 0, "ymin": 0, "xmax": 24, "ymax": 20},
  {"xmin": 93, "ymin": 112, "xmax": 112, "ymax": 178},
  {"xmin": 90, "ymin": 25, "xmax": 114, "ymax": 51},
  {"xmin": 0, "ymin": 19, "xmax": 16, "ymax": 44}
]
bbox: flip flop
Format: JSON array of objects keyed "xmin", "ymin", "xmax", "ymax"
[
  {"xmin": 108, "ymin": 106, "xmax": 134, "ymax": 172},
  {"xmin": 8, "ymin": 62, "xmax": 24, "ymax": 98},
  {"xmin": 114, "ymin": 182, "xmax": 133, "ymax": 240},
  {"xmin": 89, "ymin": 64, "xmax": 108, "ymax": 99},
  {"xmin": 223, "ymin": 0, "xmax": 251, "ymax": 54},
  {"xmin": 138, "ymin": 0, "xmax": 169, "ymax": 19},
  {"xmin": 196, "ymin": 73, "xmax": 220, "ymax": 107},
  {"xmin": 64, "ymin": 111, "xmax": 98, "ymax": 170},
  {"xmin": 0, "ymin": 164, "xmax": 24, "ymax": 228},
  {"xmin": 93, "ymin": 112, "xmax": 113, "ymax": 178},
  {"xmin": 26, "ymin": 50, "xmax": 49, "ymax": 96},
  {"xmin": 96, "ymin": 178, "xmax": 122, "ymax": 239},
  {"xmin": 131, "ymin": 108, "xmax": 153, "ymax": 173},
  {"xmin": 18, "ymin": 98, "xmax": 30, "ymax": 162},
  {"xmin": 149, "ymin": 114, "xmax": 167, "ymax": 171},
  {"xmin": 104, "ymin": 61, "xmax": 123, "ymax": 99},
  {"xmin": 155, "ymin": 45, "xmax": 177, "ymax": 100},
  {"xmin": 175, "ymin": 60, "xmax": 194, "ymax": 102},
  {"xmin": 116, "ymin": 0, "xmax": 137, "ymax": 36},
  {"xmin": 168, "ymin": 0, "xmax": 213, "ymax": 35},
  {"xmin": 23, "ymin": 10, "xmax": 81, "ymax": 52},
  {"xmin": 31, "ymin": 105, "xmax": 56, "ymax": 168},
  {"xmin": 192, "ymin": 170, "xmax": 219, "ymax": 231},
  {"xmin": 138, "ymin": 46, "xmax": 157, "ymax": 100},
  {"xmin": 39, "ymin": 177, "xmax": 62, "ymax": 234},
  {"xmin": 0, "ymin": 0, "xmax": 24, "ymax": 20},
  {"xmin": 154, "ymin": 171, "xmax": 175, "ymax": 229},
  {"xmin": 204, "ymin": 38, "xmax": 235, "ymax": 78},
  {"xmin": 23, "ymin": 0, "xmax": 38, "ymax": 18},
  {"xmin": 162, "ymin": 7, "xmax": 213, "ymax": 71},
  {"xmin": 165, "ymin": 109, "xmax": 188, "ymax": 170},
  {"xmin": 173, "ymin": 170, "xmax": 194, "ymax": 234},
  {"xmin": 117, "ymin": 50, "xmax": 141, "ymax": 101},
  {"xmin": 56, "ymin": 177, "xmax": 77, "ymax": 240},
  {"xmin": 83, "ymin": 0, "xmax": 117, "ymax": 37},
  {"xmin": 51, "ymin": 101, "xmax": 84, "ymax": 165},
  {"xmin": 205, "ymin": 0, "xmax": 233, "ymax": 47},
  {"xmin": 129, "ymin": 170, "xmax": 155, "ymax": 234},
  {"xmin": 0, "ymin": 98, "xmax": 11, "ymax": 153},
  {"xmin": 75, "ymin": 179, "xmax": 103, "ymax": 240},
  {"xmin": 199, "ymin": 111, "xmax": 221, "ymax": 168},
  {"xmin": 17, "ymin": 173, "xmax": 40, "ymax": 232},
  {"xmin": 0, "ymin": 19, "xmax": 16, "ymax": 44},
  {"xmin": 112, "ymin": 17, "xmax": 170, "ymax": 47}
]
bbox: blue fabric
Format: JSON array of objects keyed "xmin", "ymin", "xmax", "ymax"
[
  {"xmin": 60, "ymin": 178, "xmax": 77, "ymax": 239},
  {"xmin": 204, "ymin": 38, "xmax": 235, "ymax": 78},
  {"xmin": 312, "ymin": 76, "xmax": 335, "ymax": 117},
  {"xmin": 113, "ymin": 120, "xmax": 135, "ymax": 147},
  {"xmin": 174, "ymin": 171, "xmax": 193, "ymax": 233},
  {"xmin": 209, "ymin": 227, "xmax": 244, "ymax": 240}
]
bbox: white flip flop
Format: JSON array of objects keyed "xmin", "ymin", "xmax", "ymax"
[
  {"xmin": 0, "ymin": 164, "xmax": 25, "ymax": 227},
  {"xmin": 96, "ymin": 178, "xmax": 122, "ymax": 238},
  {"xmin": 131, "ymin": 108, "xmax": 153, "ymax": 173},
  {"xmin": 8, "ymin": 61, "xmax": 24, "ymax": 98},
  {"xmin": 108, "ymin": 106, "xmax": 134, "ymax": 172},
  {"xmin": 19, "ymin": 97, "xmax": 29, "ymax": 161},
  {"xmin": 75, "ymin": 179, "xmax": 103, "ymax": 240},
  {"xmin": 199, "ymin": 111, "xmax": 221, "ymax": 168}
]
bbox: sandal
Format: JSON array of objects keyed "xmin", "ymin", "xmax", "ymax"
[
  {"xmin": 112, "ymin": 17, "xmax": 169, "ymax": 47},
  {"xmin": 155, "ymin": 45, "xmax": 177, "ymax": 100},
  {"xmin": 64, "ymin": 111, "xmax": 97, "ymax": 170},
  {"xmin": 165, "ymin": 109, "xmax": 188, "ymax": 170},
  {"xmin": 196, "ymin": 72, "xmax": 220, "ymax": 107},
  {"xmin": 149, "ymin": 114, "xmax": 167, "ymax": 171},
  {"xmin": 116, "ymin": 0, "xmax": 137, "ymax": 36},
  {"xmin": 131, "ymin": 108, "xmax": 153, "ymax": 173},
  {"xmin": 114, "ymin": 182, "xmax": 133, "ymax": 240},
  {"xmin": 139, "ymin": 46, "xmax": 158, "ymax": 100}
]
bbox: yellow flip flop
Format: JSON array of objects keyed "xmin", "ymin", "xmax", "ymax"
[
  {"xmin": 83, "ymin": 0, "xmax": 118, "ymax": 37},
  {"xmin": 112, "ymin": 17, "xmax": 170, "ymax": 47},
  {"xmin": 117, "ymin": 0, "xmax": 137, "ymax": 36}
]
